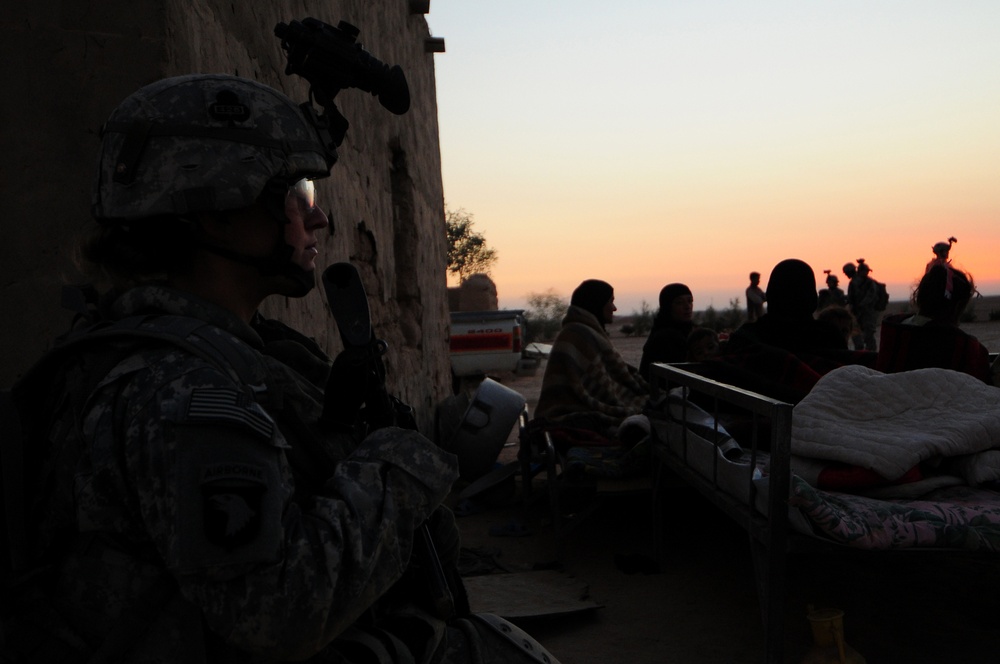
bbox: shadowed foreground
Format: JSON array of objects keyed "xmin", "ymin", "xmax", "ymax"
[{"xmin": 449, "ymin": 323, "xmax": 1000, "ymax": 663}]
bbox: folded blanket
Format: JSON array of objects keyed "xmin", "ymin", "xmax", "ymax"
[{"xmin": 792, "ymin": 365, "xmax": 1000, "ymax": 481}]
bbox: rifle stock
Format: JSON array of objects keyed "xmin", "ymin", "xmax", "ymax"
[{"xmin": 322, "ymin": 262, "xmax": 455, "ymax": 619}]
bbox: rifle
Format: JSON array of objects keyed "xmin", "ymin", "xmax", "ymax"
[{"xmin": 321, "ymin": 262, "xmax": 456, "ymax": 620}]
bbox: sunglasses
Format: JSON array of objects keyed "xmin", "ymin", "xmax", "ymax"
[
  {"xmin": 261, "ymin": 178, "xmax": 321, "ymax": 224},
  {"xmin": 285, "ymin": 178, "xmax": 317, "ymax": 220}
]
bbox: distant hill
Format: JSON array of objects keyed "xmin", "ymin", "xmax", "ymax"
[
  {"xmin": 614, "ymin": 294, "xmax": 1000, "ymax": 328},
  {"xmin": 884, "ymin": 294, "xmax": 1000, "ymax": 321}
]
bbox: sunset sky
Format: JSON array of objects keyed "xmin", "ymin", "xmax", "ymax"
[{"xmin": 427, "ymin": 2, "xmax": 1000, "ymax": 315}]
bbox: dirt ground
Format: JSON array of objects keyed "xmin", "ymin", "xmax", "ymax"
[{"xmin": 447, "ymin": 323, "xmax": 1000, "ymax": 664}]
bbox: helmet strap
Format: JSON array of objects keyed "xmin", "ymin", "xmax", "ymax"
[{"xmin": 202, "ymin": 239, "xmax": 315, "ymax": 297}]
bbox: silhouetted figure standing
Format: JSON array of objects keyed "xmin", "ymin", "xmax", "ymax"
[
  {"xmin": 842, "ymin": 261, "xmax": 866, "ymax": 350},
  {"xmin": 847, "ymin": 258, "xmax": 880, "ymax": 351},
  {"xmin": 816, "ymin": 270, "xmax": 847, "ymax": 312},
  {"xmin": 746, "ymin": 271, "xmax": 766, "ymax": 322}
]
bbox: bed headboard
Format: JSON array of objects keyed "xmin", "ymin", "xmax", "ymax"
[{"xmin": 646, "ymin": 361, "xmax": 794, "ymax": 662}]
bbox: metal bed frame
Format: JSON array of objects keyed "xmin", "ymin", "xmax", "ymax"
[
  {"xmin": 648, "ymin": 361, "xmax": 1000, "ymax": 662},
  {"xmin": 648, "ymin": 362, "xmax": 793, "ymax": 663}
]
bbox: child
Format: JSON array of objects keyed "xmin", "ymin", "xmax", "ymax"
[
  {"xmin": 687, "ymin": 327, "xmax": 721, "ymax": 362},
  {"xmin": 816, "ymin": 305, "xmax": 857, "ymax": 347}
]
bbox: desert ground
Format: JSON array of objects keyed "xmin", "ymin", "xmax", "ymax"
[{"xmin": 448, "ymin": 313, "xmax": 1000, "ymax": 664}]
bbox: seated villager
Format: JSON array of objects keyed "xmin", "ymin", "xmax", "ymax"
[
  {"xmin": 816, "ymin": 305, "xmax": 857, "ymax": 348},
  {"xmin": 703, "ymin": 259, "xmax": 873, "ymax": 404},
  {"xmin": 639, "ymin": 282, "xmax": 695, "ymax": 378},
  {"xmin": 686, "ymin": 327, "xmax": 721, "ymax": 362},
  {"xmin": 876, "ymin": 264, "xmax": 991, "ymax": 382},
  {"xmin": 533, "ymin": 280, "xmax": 653, "ymax": 476},
  {"xmin": 729, "ymin": 258, "xmax": 847, "ymax": 353}
]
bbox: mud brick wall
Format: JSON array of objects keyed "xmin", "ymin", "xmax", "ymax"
[{"xmin": 0, "ymin": 0, "xmax": 451, "ymax": 430}]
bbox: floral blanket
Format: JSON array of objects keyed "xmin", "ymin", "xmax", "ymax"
[{"xmin": 789, "ymin": 476, "xmax": 1000, "ymax": 551}]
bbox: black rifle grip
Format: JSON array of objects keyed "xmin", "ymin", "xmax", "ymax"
[{"xmin": 322, "ymin": 263, "xmax": 372, "ymax": 348}]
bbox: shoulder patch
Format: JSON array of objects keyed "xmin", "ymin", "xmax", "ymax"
[
  {"xmin": 186, "ymin": 387, "xmax": 274, "ymax": 439},
  {"xmin": 171, "ymin": 428, "xmax": 287, "ymax": 573},
  {"xmin": 201, "ymin": 463, "xmax": 267, "ymax": 550}
]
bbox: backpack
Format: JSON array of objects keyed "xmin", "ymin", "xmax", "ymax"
[
  {"xmin": 874, "ymin": 280, "xmax": 889, "ymax": 312},
  {"xmin": 2, "ymin": 311, "xmax": 263, "ymax": 578},
  {"xmin": 1, "ymin": 302, "xmax": 265, "ymax": 662}
]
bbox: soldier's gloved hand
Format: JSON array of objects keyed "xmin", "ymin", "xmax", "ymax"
[{"xmin": 320, "ymin": 348, "xmax": 370, "ymax": 431}]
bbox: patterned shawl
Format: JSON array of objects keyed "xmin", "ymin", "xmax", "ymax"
[{"xmin": 535, "ymin": 305, "xmax": 650, "ymax": 434}]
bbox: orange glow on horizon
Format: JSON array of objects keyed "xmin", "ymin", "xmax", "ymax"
[{"xmin": 432, "ymin": 3, "xmax": 1000, "ymax": 315}]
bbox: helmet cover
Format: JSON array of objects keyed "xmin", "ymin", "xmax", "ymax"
[{"xmin": 92, "ymin": 74, "xmax": 334, "ymax": 222}]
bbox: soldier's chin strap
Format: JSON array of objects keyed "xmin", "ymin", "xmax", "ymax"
[{"xmin": 203, "ymin": 241, "xmax": 315, "ymax": 297}]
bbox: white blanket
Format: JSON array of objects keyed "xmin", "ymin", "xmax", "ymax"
[{"xmin": 791, "ymin": 365, "xmax": 1000, "ymax": 481}]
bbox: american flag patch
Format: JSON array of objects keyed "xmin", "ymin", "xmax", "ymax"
[{"xmin": 187, "ymin": 387, "xmax": 275, "ymax": 439}]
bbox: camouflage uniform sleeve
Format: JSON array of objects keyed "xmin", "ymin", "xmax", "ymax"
[{"xmin": 117, "ymin": 360, "xmax": 459, "ymax": 659}]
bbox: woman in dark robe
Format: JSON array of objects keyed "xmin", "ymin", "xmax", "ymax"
[
  {"xmin": 639, "ymin": 283, "xmax": 695, "ymax": 378},
  {"xmin": 729, "ymin": 259, "xmax": 847, "ymax": 353}
]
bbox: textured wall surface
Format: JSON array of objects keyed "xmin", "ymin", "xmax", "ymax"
[{"xmin": 0, "ymin": 0, "xmax": 451, "ymax": 431}]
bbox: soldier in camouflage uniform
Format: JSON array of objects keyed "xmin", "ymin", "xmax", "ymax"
[
  {"xmin": 847, "ymin": 259, "xmax": 881, "ymax": 352},
  {"xmin": 842, "ymin": 261, "xmax": 866, "ymax": 350},
  {"xmin": 3, "ymin": 74, "xmax": 557, "ymax": 663},
  {"xmin": 816, "ymin": 270, "xmax": 847, "ymax": 312}
]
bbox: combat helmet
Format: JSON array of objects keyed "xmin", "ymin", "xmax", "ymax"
[
  {"xmin": 932, "ymin": 236, "xmax": 957, "ymax": 259},
  {"xmin": 92, "ymin": 74, "xmax": 336, "ymax": 222}
]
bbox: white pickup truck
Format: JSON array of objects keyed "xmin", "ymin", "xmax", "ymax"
[{"xmin": 448, "ymin": 309, "xmax": 526, "ymax": 382}]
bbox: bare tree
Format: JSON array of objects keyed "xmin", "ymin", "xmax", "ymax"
[{"xmin": 525, "ymin": 289, "xmax": 568, "ymax": 342}]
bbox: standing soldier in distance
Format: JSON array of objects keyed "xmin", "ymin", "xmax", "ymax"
[
  {"xmin": 847, "ymin": 258, "xmax": 881, "ymax": 351},
  {"xmin": 816, "ymin": 269, "xmax": 847, "ymax": 312},
  {"xmin": 842, "ymin": 261, "xmax": 866, "ymax": 350},
  {"xmin": 746, "ymin": 271, "xmax": 766, "ymax": 323}
]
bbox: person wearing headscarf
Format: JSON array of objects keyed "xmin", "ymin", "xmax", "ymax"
[
  {"xmin": 639, "ymin": 283, "xmax": 695, "ymax": 378},
  {"xmin": 730, "ymin": 259, "xmax": 847, "ymax": 353},
  {"xmin": 535, "ymin": 279, "xmax": 651, "ymax": 437},
  {"xmin": 706, "ymin": 259, "xmax": 859, "ymax": 404}
]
